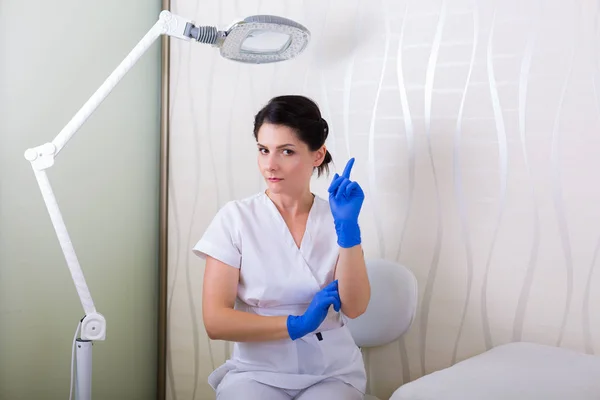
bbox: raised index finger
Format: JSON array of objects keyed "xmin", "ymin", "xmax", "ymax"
[{"xmin": 342, "ymin": 157, "xmax": 355, "ymax": 179}]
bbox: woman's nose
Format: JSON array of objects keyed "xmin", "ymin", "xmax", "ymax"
[{"xmin": 265, "ymin": 155, "xmax": 278, "ymax": 171}]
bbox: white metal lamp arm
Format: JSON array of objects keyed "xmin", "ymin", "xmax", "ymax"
[
  {"xmin": 29, "ymin": 167, "xmax": 105, "ymax": 341},
  {"xmin": 23, "ymin": 11, "xmax": 198, "ymax": 343}
]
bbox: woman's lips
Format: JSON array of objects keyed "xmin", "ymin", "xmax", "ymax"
[{"xmin": 268, "ymin": 177, "xmax": 282, "ymax": 182}]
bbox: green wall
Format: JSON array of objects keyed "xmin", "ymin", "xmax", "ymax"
[{"xmin": 0, "ymin": 1, "xmax": 161, "ymax": 398}]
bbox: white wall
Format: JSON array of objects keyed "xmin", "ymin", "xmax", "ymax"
[
  {"xmin": 166, "ymin": 0, "xmax": 600, "ymax": 399},
  {"xmin": 0, "ymin": 1, "xmax": 161, "ymax": 399}
]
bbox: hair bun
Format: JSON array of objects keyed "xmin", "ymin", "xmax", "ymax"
[{"xmin": 321, "ymin": 118, "xmax": 329, "ymax": 141}]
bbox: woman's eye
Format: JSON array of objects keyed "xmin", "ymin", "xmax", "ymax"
[
  {"xmin": 283, "ymin": 149, "xmax": 294, "ymax": 155},
  {"xmin": 258, "ymin": 148, "xmax": 268, "ymax": 154}
]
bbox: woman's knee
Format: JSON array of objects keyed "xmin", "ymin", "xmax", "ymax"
[
  {"xmin": 216, "ymin": 378, "xmax": 291, "ymax": 400},
  {"xmin": 294, "ymin": 379, "xmax": 363, "ymax": 399}
]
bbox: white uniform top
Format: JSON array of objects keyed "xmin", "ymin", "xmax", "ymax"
[{"xmin": 193, "ymin": 191, "xmax": 366, "ymax": 393}]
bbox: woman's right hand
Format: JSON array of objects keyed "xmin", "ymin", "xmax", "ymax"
[{"xmin": 286, "ymin": 280, "xmax": 341, "ymax": 340}]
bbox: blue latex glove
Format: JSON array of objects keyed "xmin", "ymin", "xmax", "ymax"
[
  {"xmin": 287, "ymin": 280, "xmax": 341, "ymax": 340},
  {"xmin": 328, "ymin": 158, "xmax": 365, "ymax": 248}
]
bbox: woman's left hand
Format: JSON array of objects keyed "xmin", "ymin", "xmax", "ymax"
[{"xmin": 328, "ymin": 157, "xmax": 365, "ymax": 248}]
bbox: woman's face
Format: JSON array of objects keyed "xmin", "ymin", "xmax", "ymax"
[{"xmin": 256, "ymin": 123, "xmax": 325, "ymax": 196}]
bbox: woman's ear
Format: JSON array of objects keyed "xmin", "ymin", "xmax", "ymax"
[{"xmin": 313, "ymin": 145, "xmax": 326, "ymax": 167}]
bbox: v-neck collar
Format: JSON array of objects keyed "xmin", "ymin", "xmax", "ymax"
[{"xmin": 262, "ymin": 191, "xmax": 317, "ymax": 252}]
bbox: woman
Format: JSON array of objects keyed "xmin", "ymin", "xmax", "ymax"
[{"xmin": 193, "ymin": 95, "xmax": 371, "ymax": 399}]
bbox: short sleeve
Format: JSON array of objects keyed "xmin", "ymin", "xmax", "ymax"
[{"xmin": 192, "ymin": 202, "xmax": 241, "ymax": 269}]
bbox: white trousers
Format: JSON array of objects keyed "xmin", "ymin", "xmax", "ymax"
[{"xmin": 216, "ymin": 376, "xmax": 364, "ymax": 400}]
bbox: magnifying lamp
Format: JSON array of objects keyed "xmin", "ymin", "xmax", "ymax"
[{"xmin": 23, "ymin": 10, "xmax": 309, "ymax": 400}]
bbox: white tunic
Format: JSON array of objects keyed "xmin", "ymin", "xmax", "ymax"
[{"xmin": 193, "ymin": 191, "xmax": 367, "ymax": 393}]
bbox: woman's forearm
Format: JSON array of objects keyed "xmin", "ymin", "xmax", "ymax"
[
  {"xmin": 203, "ymin": 308, "xmax": 290, "ymax": 342},
  {"xmin": 335, "ymin": 244, "xmax": 371, "ymax": 319}
]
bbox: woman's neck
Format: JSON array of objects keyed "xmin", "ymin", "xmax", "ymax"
[{"xmin": 266, "ymin": 189, "xmax": 314, "ymax": 217}]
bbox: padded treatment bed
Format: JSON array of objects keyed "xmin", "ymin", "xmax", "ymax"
[{"xmin": 390, "ymin": 341, "xmax": 600, "ymax": 400}]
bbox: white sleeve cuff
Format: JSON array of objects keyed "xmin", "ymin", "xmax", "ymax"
[{"xmin": 193, "ymin": 240, "xmax": 241, "ymax": 269}]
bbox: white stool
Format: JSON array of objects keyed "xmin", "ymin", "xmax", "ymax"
[{"xmin": 345, "ymin": 258, "xmax": 418, "ymax": 400}]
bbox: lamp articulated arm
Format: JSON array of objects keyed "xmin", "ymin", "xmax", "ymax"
[{"xmin": 23, "ymin": 11, "xmax": 211, "ymax": 342}]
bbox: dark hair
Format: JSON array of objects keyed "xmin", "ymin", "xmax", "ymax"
[{"xmin": 253, "ymin": 95, "xmax": 333, "ymax": 177}]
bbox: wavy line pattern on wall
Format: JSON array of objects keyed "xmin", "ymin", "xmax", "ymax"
[{"xmin": 166, "ymin": 1, "xmax": 600, "ymax": 399}]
